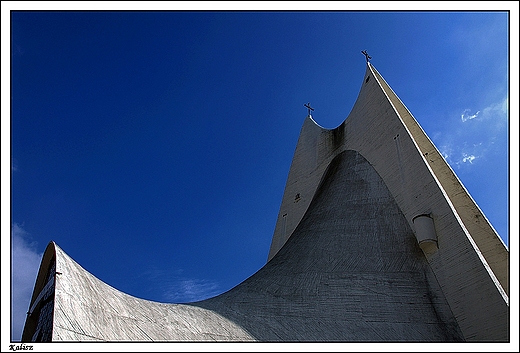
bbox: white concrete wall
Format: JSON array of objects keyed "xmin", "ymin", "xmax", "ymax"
[
  {"xmin": 50, "ymin": 242, "xmax": 255, "ymax": 341},
  {"xmin": 268, "ymin": 63, "xmax": 509, "ymax": 341},
  {"xmin": 26, "ymin": 148, "xmax": 467, "ymax": 341},
  {"xmin": 22, "ymin": 63, "xmax": 508, "ymax": 342}
]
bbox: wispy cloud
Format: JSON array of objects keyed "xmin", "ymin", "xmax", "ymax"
[
  {"xmin": 480, "ymin": 98, "xmax": 508, "ymax": 126},
  {"xmin": 435, "ymin": 97, "xmax": 507, "ymax": 169},
  {"xmin": 137, "ymin": 266, "xmax": 224, "ymax": 304},
  {"xmin": 162, "ymin": 278, "xmax": 222, "ymax": 303},
  {"xmin": 462, "ymin": 153, "xmax": 476, "ymax": 164},
  {"xmin": 11, "ymin": 223, "xmax": 43, "ymax": 342},
  {"xmin": 461, "ymin": 109, "xmax": 480, "ymax": 122}
]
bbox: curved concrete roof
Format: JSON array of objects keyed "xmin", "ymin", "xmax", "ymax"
[{"xmin": 22, "ymin": 63, "xmax": 509, "ymax": 342}]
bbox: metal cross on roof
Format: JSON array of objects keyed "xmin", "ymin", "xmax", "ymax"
[
  {"xmin": 304, "ymin": 102, "xmax": 314, "ymax": 116},
  {"xmin": 361, "ymin": 50, "xmax": 372, "ymax": 62}
]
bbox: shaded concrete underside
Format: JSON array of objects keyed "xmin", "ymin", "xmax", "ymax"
[
  {"xmin": 191, "ymin": 150, "xmax": 463, "ymax": 341},
  {"xmin": 38, "ymin": 150, "xmax": 465, "ymax": 341}
]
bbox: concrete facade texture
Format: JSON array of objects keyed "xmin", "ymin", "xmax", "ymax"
[{"xmin": 22, "ymin": 63, "xmax": 509, "ymax": 342}]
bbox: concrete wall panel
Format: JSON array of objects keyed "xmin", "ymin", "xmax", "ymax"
[{"xmin": 268, "ymin": 63, "xmax": 508, "ymax": 341}]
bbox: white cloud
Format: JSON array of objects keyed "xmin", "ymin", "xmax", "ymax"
[
  {"xmin": 480, "ymin": 97, "xmax": 508, "ymax": 127},
  {"xmin": 461, "ymin": 109, "xmax": 480, "ymax": 122},
  {"xmin": 433, "ymin": 97, "xmax": 507, "ymax": 169},
  {"xmin": 462, "ymin": 153, "xmax": 476, "ymax": 164},
  {"xmin": 11, "ymin": 223, "xmax": 43, "ymax": 342}
]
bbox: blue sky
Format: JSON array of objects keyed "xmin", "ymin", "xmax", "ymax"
[{"xmin": 3, "ymin": 4, "xmax": 517, "ymax": 345}]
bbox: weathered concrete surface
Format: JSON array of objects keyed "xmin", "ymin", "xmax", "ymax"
[
  {"xmin": 23, "ymin": 150, "xmax": 464, "ymax": 342},
  {"xmin": 23, "ymin": 242, "xmax": 255, "ymax": 341},
  {"xmin": 22, "ymin": 63, "xmax": 508, "ymax": 342},
  {"xmin": 269, "ymin": 63, "xmax": 509, "ymax": 341},
  {"xmin": 196, "ymin": 150, "xmax": 464, "ymax": 341}
]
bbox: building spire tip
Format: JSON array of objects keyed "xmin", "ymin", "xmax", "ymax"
[
  {"xmin": 304, "ymin": 102, "xmax": 314, "ymax": 116},
  {"xmin": 361, "ymin": 50, "xmax": 372, "ymax": 63}
]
